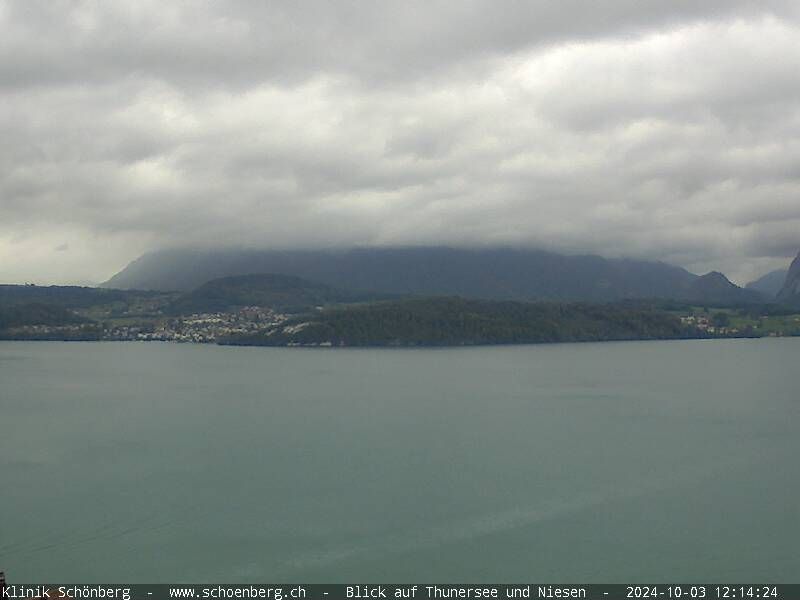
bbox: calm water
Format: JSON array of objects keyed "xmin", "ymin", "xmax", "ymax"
[{"xmin": 1, "ymin": 339, "xmax": 798, "ymax": 583}]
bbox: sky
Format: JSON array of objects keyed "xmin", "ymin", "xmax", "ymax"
[{"xmin": 2, "ymin": 1, "xmax": 800, "ymax": 285}]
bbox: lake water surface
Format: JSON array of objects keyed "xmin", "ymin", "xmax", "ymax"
[{"xmin": 1, "ymin": 339, "xmax": 798, "ymax": 582}]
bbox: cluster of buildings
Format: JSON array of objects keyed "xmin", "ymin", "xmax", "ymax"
[
  {"xmin": 1, "ymin": 306, "xmax": 293, "ymax": 343},
  {"xmin": 103, "ymin": 307, "xmax": 289, "ymax": 343},
  {"xmin": 679, "ymin": 313, "xmax": 743, "ymax": 336}
]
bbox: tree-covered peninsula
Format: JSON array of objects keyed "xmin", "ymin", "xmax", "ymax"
[{"xmin": 222, "ymin": 296, "xmax": 705, "ymax": 347}]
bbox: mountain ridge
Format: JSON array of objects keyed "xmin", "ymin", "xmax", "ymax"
[
  {"xmin": 166, "ymin": 273, "xmax": 391, "ymax": 315},
  {"xmin": 777, "ymin": 250, "xmax": 800, "ymax": 305},
  {"xmin": 686, "ymin": 271, "xmax": 764, "ymax": 305},
  {"xmin": 103, "ymin": 246, "xmax": 764, "ymax": 305}
]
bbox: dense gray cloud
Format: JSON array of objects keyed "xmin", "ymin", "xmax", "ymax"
[{"xmin": 1, "ymin": 1, "xmax": 800, "ymax": 284}]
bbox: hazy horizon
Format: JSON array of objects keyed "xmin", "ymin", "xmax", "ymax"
[
  {"xmin": 3, "ymin": 2, "xmax": 800, "ymax": 285},
  {"xmin": 1, "ymin": 243, "xmax": 796, "ymax": 289}
]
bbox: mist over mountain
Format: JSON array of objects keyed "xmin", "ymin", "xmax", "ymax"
[
  {"xmin": 103, "ymin": 247, "xmax": 764, "ymax": 305},
  {"xmin": 745, "ymin": 269, "xmax": 788, "ymax": 298}
]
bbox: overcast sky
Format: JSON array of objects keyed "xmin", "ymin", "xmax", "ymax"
[{"xmin": 2, "ymin": 1, "xmax": 800, "ymax": 285}]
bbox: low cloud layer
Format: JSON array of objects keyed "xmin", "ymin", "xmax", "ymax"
[{"xmin": 2, "ymin": 1, "xmax": 800, "ymax": 284}]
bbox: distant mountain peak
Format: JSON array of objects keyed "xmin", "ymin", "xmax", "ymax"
[
  {"xmin": 697, "ymin": 271, "xmax": 736, "ymax": 286},
  {"xmin": 777, "ymin": 249, "xmax": 800, "ymax": 304},
  {"xmin": 684, "ymin": 270, "xmax": 763, "ymax": 304},
  {"xmin": 701, "ymin": 271, "xmax": 728, "ymax": 280}
]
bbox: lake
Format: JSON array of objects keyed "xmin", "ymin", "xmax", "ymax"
[{"xmin": 1, "ymin": 339, "xmax": 798, "ymax": 582}]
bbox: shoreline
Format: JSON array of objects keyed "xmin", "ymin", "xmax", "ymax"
[{"xmin": 1, "ymin": 332, "xmax": 785, "ymax": 349}]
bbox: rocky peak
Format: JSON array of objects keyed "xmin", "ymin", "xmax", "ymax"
[
  {"xmin": 777, "ymin": 250, "xmax": 800, "ymax": 303},
  {"xmin": 693, "ymin": 271, "xmax": 737, "ymax": 290},
  {"xmin": 683, "ymin": 270, "xmax": 764, "ymax": 304}
]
